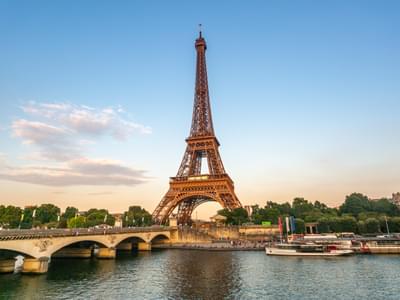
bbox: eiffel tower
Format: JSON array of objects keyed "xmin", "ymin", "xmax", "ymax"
[{"xmin": 152, "ymin": 30, "xmax": 242, "ymax": 224}]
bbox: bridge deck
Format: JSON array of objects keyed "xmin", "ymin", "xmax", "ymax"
[{"xmin": 0, "ymin": 226, "xmax": 170, "ymax": 241}]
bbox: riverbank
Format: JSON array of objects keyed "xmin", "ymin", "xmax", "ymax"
[{"xmin": 153, "ymin": 242, "xmax": 264, "ymax": 251}]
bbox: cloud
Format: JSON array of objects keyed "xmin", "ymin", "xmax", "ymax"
[
  {"xmin": 12, "ymin": 119, "xmax": 80, "ymax": 160},
  {"xmin": 3, "ymin": 102, "xmax": 151, "ymax": 187},
  {"xmin": 21, "ymin": 101, "xmax": 151, "ymax": 139},
  {"xmin": 12, "ymin": 102, "xmax": 151, "ymax": 161},
  {"xmin": 0, "ymin": 158, "xmax": 148, "ymax": 186}
]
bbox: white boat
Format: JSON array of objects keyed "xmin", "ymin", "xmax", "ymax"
[
  {"xmin": 265, "ymin": 243, "xmax": 354, "ymax": 256},
  {"xmin": 363, "ymin": 238, "xmax": 400, "ymax": 254}
]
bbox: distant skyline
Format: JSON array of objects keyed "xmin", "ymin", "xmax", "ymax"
[{"xmin": 0, "ymin": 1, "xmax": 399, "ymax": 218}]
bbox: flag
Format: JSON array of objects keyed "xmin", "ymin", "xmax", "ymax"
[
  {"xmin": 32, "ymin": 209, "xmax": 36, "ymax": 218},
  {"xmin": 290, "ymin": 216, "xmax": 296, "ymax": 233},
  {"xmin": 278, "ymin": 217, "xmax": 283, "ymax": 236},
  {"xmin": 104, "ymin": 214, "xmax": 108, "ymax": 223},
  {"xmin": 285, "ymin": 217, "xmax": 290, "ymax": 234},
  {"xmin": 20, "ymin": 213, "xmax": 24, "ymax": 222},
  {"xmin": 125, "ymin": 215, "xmax": 128, "ymax": 221},
  {"xmin": 57, "ymin": 215, "xmax": 60, "ymax": 222}
]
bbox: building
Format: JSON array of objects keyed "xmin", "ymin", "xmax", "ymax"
[
  {"xmin": 112, "ymin": 213, "xmax": 123, "ymax": 228},
  {"xmin": 392, "ymin": 193, "xmax": 400, "ymax": 206},
  {"xmin": 210, "ymin": 214, "xmax": 227, "ymax": 225}
]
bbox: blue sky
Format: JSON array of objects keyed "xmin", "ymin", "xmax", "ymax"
[{"xmin": 0, "ymin": 1, "xmax": 399, "ymax": 217}]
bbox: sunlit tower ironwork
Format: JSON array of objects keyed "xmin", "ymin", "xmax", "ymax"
[{"xmin": 152, "ymin": 29, "xmax": 242, "ymax": 225}]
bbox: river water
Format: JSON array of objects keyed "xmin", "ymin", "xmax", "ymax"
[{"xmin": 1, "ymin": 250, "xmax": 399, "ymax": 299}]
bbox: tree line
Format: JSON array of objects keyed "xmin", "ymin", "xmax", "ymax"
[
  {"xmin": 218, "ymin": 193, "xmax": 400, "ymax": 234},
  {"xmin": 0, "ymin": 204, "xmax": 152, "ymax": 229},
  {"xmin": 1, "ymin": 192, "xmax": 399, "ymax": 234}
]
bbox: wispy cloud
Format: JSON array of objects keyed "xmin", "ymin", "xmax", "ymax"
[
  {"xmin": 12, "ymin": 119, "xmax": 80, "ymax": 161},
  {"xmin": 11, "ymin": 101, "xmax": 151, "ymax": 162},
  {"xmin": 21, "ymin": 101, "xmax": 151, "ymax": 139},
  {"xmin": 0, "ymin": 158, "xmax": 148, "ymax": 186},
  {"xmin": 1, "ymin": 102, "xmax": 152, "ymax": 187}
]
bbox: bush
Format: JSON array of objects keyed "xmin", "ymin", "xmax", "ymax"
[
  {"xmin": 294, "ymin": 218, "xmax": 305, "ymax": 234},
  {"xmin": 365, "ymin": 218, "xmax": 380, "ymax": 234}
]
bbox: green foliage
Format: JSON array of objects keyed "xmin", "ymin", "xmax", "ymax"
[
  {"xmin": 63, "ymin": 206, "xmax": 78, "ymax": 219},
  {"xmin": 294, "ymin": 218, "xmax": 305, "ymax": 234},
  {"xmin": 0, "ymin": 205, "xmax": 22, "ymax": 228},
  {"xmin": 388, "ymin": 217, "xmax": 400, "ymax": 232},
  {"xmin": 339, "ymin": 215, "xmax": 357, "ymax": 233},
  {"xmin": 218, "ymin": 208, "xmax": 249, "ymax": 225},
  {"xmin": 365, "ymin": 218, "xmax": 380, "ymax": 234},
  {"xmin": 339, "ymin": 193, "xmax": 371, "ymax": 216},
  {"xmin": 36, "ymin": 204, "xmax": 60, "ymax": 224},
  {"xmin": 251, "ymin": 206, "xmax": 280, "ymax": 225},
  {"xmin": 85, "ymin": 209, "xmax": 115, "ymax": 227},
  {"xmin": 123, "ymin": 206, "xmax": 153, "ymax": 227},
  {"xmin": 292, "ymin": 198, "xmax": 314, "ymax": 219},
  {"xmin": 357, "ymin": 220, "xmax": 366, "ymax": 234},
  {"xmin": 370, "ymin": 198, "xmax": 400, "ymax": 216},
  {"xmin": 20, "ymin": 206, "xmax": 36, "ymax": 229},
  {"xmin": 67, "ymin": 216, "xmax": 87, "ymax": 228}
]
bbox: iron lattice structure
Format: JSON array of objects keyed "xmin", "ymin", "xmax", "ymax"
[{"xmin": 152, "ymin": 32, "xmax": 242, "ymax": 224}]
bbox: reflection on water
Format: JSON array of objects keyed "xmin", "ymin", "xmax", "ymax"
[{"xmin": 1, "ymin": 250, "xmax": 400, "ymax": 299}]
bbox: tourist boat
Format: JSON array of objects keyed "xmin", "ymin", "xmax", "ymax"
[
  {"xmin": 265, "ymin": 243, "xmax": 354, "ymax": 256},
  {"xmin": 361, "ymin": 238, "xmax": 400, "ymax": 254},
  {"xmin": 294, "ymin": 234, "xmax": 354, "ymax": 250}
]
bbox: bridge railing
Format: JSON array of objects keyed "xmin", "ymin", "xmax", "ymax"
[{"xmin": 0, "ymin": 226, "xmax": 170, "ymax": 240}]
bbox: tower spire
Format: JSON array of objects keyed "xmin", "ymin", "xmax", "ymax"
[{"xmin": 190, "ymin": 29, "xmax": 214, "ymax": 137}]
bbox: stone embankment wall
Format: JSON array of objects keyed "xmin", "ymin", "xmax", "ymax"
[
  {"xmin": 173, "ymin": 227, "xmax": 213, "ymax": 243},
  {"xmin": 171, "ymin": 225, "xmax": 280, "ymax": 244}
]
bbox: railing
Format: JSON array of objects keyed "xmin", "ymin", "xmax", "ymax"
[
  {"xmin": 0, "ymin": 226, "xmax": 170, "ymax": 240},
  {"xmin": 170, "ymin": 174, "xmax": 230, "ymax": 182}
]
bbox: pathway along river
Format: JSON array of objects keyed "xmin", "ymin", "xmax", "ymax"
[{"xmin": 1, "ymin": 250, "xmax": 400, "ymax": 299}]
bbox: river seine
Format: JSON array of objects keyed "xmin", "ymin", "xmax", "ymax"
[{"xmin": 1, "ymin": 250, "xmax": 399, "ymax": 299}]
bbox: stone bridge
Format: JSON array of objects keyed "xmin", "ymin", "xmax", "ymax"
[{"xmin": 0, "ymin": 227, "xmax": 175, "ymax": 274}]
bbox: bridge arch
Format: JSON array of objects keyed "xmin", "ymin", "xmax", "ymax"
[
  {"xmin": 150, "ymin": 233, "xmax": 170, "ymax": 243},
  {"xmin": 113, "ymin": 234, "xmax": 148, "ymax": 247},
  {"xmin": 172, "ymin": 194, "xmax": 224, "ymax": 224},
  {"xmin": 0, "ymin": 246, "xmax": 36, "ymax": 259},
  {"xmin": 49, "ymin": 236, "xmax": 111, "ymax": 257}
]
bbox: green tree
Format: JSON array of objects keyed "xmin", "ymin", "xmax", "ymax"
[
  {"xmin": 388, "ymin": 217, "xmax": 400, "ymax": 232},
  {"xmin": 365, "ymin": 218, "xmax": 380, "ymax": 234},
  {"xmin": 67, "ymin": 216, "xmax": 87, "ymax": 228},
  {"xmin": 339, "ymin": 193, "xmax": 370, "ymax": 216},
  {"xmin": 317, "ymin": 217, "xmax": 331, "ymax": 233},
  {"xmin": 292, "ymin": 198, "xmax": 314, "ymax": 219},
  {"xmin": 59, "ymin": 207, "xmax": 79, "ymax": 228},
  {"xmin": 251, "ymin": 207, "xmax": 280, "ymax": 224},
  {"xmin": 339, "ymin": 215, "xmax": 357, "ymax": 233},
  {"xmin": 218, "ymin": 208, "xmax": 249, "ymax": 225},
  {"xmin": 63, "ymin": 206, "xmax": 79, "ymax": 219},
  {"xmin": 20, "ymin": 206, "xmax": 36, "ymax": 229},
  {"xmin": 36, "ymin": 203, "xmax": 60, "ymax": 224},
  {"xmin": 327, "ymin": 217, "xmax": 342, "ymax": 233},
  {"xmin": 85, "ymin": 209, "xmax": 115, "ymax": 227},
  {"xmin": 0, "ymin": 205, "xmax": 22, "ymax": 228},
  {"xmin": 123, "ymin": 206, "xmax": 152, "ymax": 227},
  {"xmin": 294, "ymin": 218, "xmax": 305, "ymax": 234},
  {"xmin": 357, "ymin": 220, "xmax": 366, "ymax": 234},
  {"xmin": 371, "ymin": 198, "xmax": 400, "ymax": 216}
]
